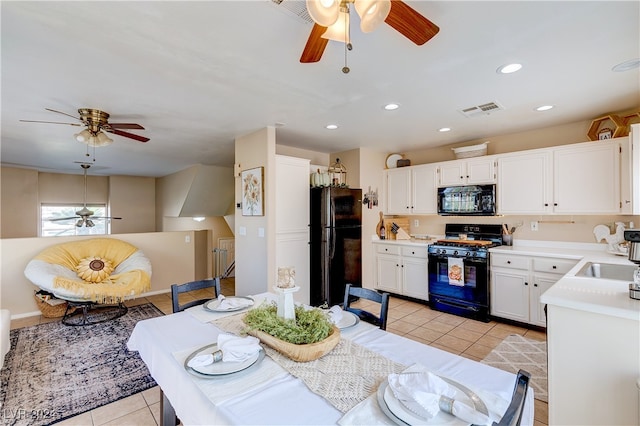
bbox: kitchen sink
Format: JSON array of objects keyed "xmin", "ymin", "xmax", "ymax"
[{"xmin": 575, "ymin": 262, "xmax": 638, "ymax": 281}]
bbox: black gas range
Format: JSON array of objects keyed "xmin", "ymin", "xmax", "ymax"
[{"xmin": 427, "ymin": 224, "xmax": 503, "ymax": 322}]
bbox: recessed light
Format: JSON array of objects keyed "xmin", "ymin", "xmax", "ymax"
[
  {"xmin": 439, "ymin": 127, "xmax": 451, "ymax": 132},
  {"xmin": 497, "ymin": 63, "xmax": 523, "ymax": 74},
  {"xmin": 612, "ymin": 58, "xmax": 640, "ymax": 72},
  {"xmin": 326, "ymin": 124, "xmax": 338, "ymax": 130},
  {"xmin": 535, "ymin": 105, "xmax": 554, "ymax": 111},
  {"xmin": 384, "ymin": 103, "xmax": 399, "ymax": 111}
]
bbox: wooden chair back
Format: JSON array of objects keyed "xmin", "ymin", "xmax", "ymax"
[
  {"xmin": 343, "ymin": 283, "xmax": 389, "ymax": 330},
  {"xmin": 492, "ymin": 369, "xmax": 531, "ymax": 426},
  {"xmin": 171, "ymin": 277, "xmax": 221, "ymax": 313}
]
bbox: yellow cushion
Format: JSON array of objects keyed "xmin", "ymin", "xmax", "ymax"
[{"xmin": 76, "ymin": 256, "xmax": 114, "ymax": 283}]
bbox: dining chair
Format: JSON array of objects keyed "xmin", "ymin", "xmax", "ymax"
[
  {"xmin": 492, "ymin": 369, "xmax": 531, "ymax": 426},
  {"xmin": 171, "ymin": 277, "xmax": 221, "ymax": 313},
  {"xmin": 343, "ymin": 283, "xmax": 390, "ymax": 330}
]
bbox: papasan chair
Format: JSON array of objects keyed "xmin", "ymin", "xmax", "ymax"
[{"xmin": 24, "ymin": 238, "xmax": 152, "ymax": 326}]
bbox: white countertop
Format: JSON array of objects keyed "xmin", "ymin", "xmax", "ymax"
[
  {"xmin": 372, "ymin": 236, "xmax": 640, "ymax": 321},
  {"xmin": 493, "ymin": 240, "xmax": 640, "ymax": 321}
]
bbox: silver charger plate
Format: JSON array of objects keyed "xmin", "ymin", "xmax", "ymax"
[
  {"xmin": 376, "ymin": 374, "xmax": 488, "ymax": 425},
  {"xmin": 203, "ymin": 296, "xmax": 254, "ymax": 312},
  {"xmin": 334, "ymin": 310, "xmax": 360, "ymax": 330},
  {"xmin": 183, "ymin": 343, "xmax": 265, "ymax": 379}
]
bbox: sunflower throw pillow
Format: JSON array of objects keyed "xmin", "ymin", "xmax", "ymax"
[{"xmin": 76, "ymin": 256, "xmax": 114, "ymax": 283}]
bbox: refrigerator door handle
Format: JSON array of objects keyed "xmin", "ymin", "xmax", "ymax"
[
  {"xmin": 330, "ymin": 197, "xmax": 336, "ymax": 229},
  {"xmin": 329, "ymin": 227, "xmax": 336, "ymax": 259}
]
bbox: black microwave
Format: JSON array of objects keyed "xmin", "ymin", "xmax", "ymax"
[{"xmin": 437, "ymin": 184, "xmax": 496, "ymax": 216}]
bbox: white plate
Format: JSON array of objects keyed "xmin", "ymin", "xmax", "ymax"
[
  {"xmin": 607, "ymin": 250, "xmax": 629, "ymax": 257},
  {"xmin": 203, "ymin": 296, "xmax": 254, "ymax": 312},
  {"xmin": 334, "ymin": 310, "xmax": 360, "ymax": 330},
  {"xmin": 184, "ymin": 343, "xmax": 264, "ymax": 378},
  {"xmin": 386, "ymin": 153, "xmax": 403, "ymax": 169},
  {"xmin": 376, "ymin": 375, "xmax": 488, "ymax": 426}
]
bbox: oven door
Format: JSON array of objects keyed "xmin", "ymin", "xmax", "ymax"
[{"xmin": 428, "ymin": 252, "xmax": 489, "ymax": 315}]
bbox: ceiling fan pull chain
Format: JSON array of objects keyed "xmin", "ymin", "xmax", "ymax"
[{"xmin": 342, "ymin": 4, "xmax": 351, "ymax": 74}]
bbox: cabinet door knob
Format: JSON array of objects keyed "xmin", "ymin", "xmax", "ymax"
[
  {"xmin": 552, "ymin": 265, "xmax": 557, "ymax": 269},
  {"xmin": 525, "ymin": 282, "xmax": 528, "ymax": 286},
  {"xmin": 412, "ymin": 251, "xmax": 415, "ymax": 254},
  {"xmin": 534, "ymin": 283, "xmax": 538, "ymax": 287},
  {"xmin": 507, "ymin": 260, "xmax": 511, "ymax": 264},
  {"xmin": 544, "ymin": 203, "xmax": 549, "ymax": 206},
  {"xmin": 554, "ymin": 203, "xmax": 558, "ymax": 206}
]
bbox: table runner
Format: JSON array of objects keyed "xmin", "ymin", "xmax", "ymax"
[{"xmin": 213, "ymin": 313, "xmax": 406, "ymax": 413}]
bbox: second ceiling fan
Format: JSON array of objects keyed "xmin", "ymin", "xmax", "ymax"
[
  {"xmin": 300, "ymin": 0, "xmax": 440, "ymax": 64},
  {"xmin": 21, "ymin": 108, "xmax": 149, "ymax": 145}
]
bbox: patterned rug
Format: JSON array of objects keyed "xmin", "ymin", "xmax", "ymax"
[
  {"xmin": 0, "ymin": 303, "xmax": 163, "ymax": 425},
  {"xmin": 481, "ymin": 334, "xmax": 548, "ymax": 402}
]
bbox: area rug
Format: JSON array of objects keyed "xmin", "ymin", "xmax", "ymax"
[
  {"xmin": 481, "ymin": 334, "xmax": 548, "ymax": 402},
  {"xmin": 0, "ymin": 303, "xmax": 163, "ymax": 426}
]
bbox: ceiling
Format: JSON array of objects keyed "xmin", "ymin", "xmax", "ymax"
[{"xmin": 1, "ymin": 1, "xmax": 638, "ymax": 177}]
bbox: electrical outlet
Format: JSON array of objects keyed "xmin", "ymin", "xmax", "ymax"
[
  {"xmin": 531, "ymin": 221, "xmax": 539, "ymax": 231},
  {"xmin": 414, "ymin": 219, "xmax": 419, "ymax": 227}
]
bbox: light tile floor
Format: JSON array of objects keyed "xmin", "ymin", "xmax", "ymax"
[{"xmin": 9, "ymin": 279, "xmax": 548, "ymax": 425}]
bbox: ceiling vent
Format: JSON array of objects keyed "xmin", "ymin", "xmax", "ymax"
[
  {"xmin": 269, "ymin": 0, "xmax": 314, "ymax": 24},
  {"xmin": 458, "ymin": 101, "xmax": 505, "ymax": 118}
]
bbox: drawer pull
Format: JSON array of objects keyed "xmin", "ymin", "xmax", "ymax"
[
  {"xmin": 552, "ymin": 265, "xmax": 557, "ymax": 269},
  {"xmin": 507, "ymin": 260, "xmax": 511, "ymax": 264}
]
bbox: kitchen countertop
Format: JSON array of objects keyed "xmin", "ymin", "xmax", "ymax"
[
  {"xmin": 491, "ymin": 240, "xmax": 640, "ymax": 322},
  {"xmin": 372, "ymin": 237, "xmax": 640, "ymax": 321}
]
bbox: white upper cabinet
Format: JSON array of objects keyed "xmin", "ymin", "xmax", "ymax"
[
  {"xmin": 620, "ymin": 124, "xmax": 639, "ymax": 214},
  {"xmin": 498, "ymin": 139, "xmax": 622, "ymax": 214},
  {"xmin": 385, "ymin": 164, "xmax": 438, "ymax": 215},
  {"xmin": 497, "ymin": 150, "xmax": 552, "ymax": 214},
  {"xmin": 411, "ymin": 164, "xmax": 438, "ymax": 214},
  {"xmin": 553, "ymin": 140, "xmax": 620, "ymax": 214},
  {"xmin": 438, "ymin": 156, "xmax": 497, "ymax": 187}
]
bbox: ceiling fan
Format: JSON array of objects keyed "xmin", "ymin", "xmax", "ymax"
[
  {"xmin": 48, "ymin": 164, "xmax": 122, "ymax": 228},
  {"xmin": 21, "ymin": 108, "xmax": 149, "ymax": 144},
  {"xmin": 300, "ymin": 0, "xmax": 439, "ymax": 65}
]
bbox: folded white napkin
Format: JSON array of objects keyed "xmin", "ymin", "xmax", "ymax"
[
  {"xmin": 327, "ymin": 305, "xmax": 344, "ymax": 324},
  {"xmin": 217, "ymin": 294, "xmax": 252, "ymax": 311},
  {"xmin": 187, "ymin": 353, "xmax": 216, "ymax": 368},
  {"xmin": 217, "ymin": 333, "xmax": 261, "ymax": 363},
  {"xmin": 388, "ymin": 371, "xmax": 491, "ymax": 425}
]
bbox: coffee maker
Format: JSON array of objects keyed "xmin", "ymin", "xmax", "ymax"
[{"xmin": 624, "ymin": 229, "xmax": 640, "ymax": 300}]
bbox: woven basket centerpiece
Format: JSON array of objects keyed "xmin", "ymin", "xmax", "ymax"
[{"xmin": 242, "ymin": 303, "xmax": 340, "ymax": 362}]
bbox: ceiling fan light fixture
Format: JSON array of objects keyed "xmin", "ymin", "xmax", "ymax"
[
  {"xmin": 355, "ymin": 0, "xmax": 391, "ymax": 33},
  {"xmin": 321, "ymin": 9, "xmax": 350, "ymax": 42},
  {"xmin": 85, "ymin": 219, "xmax": 95, "ymax": 227},
  {"xmin": 306, "ymin": 0, "xmax": 340, "ymax": 27},
  {"xmin": 94, "ymin": 131, "xmax": 114, "ymax": 147},
  {"xmin": 76, "ymin": 219, "xmax": 84, "ymax": 227},
  {"xmin": 74, "ymin": 129, "xmax": 92, "ymax": 143}
]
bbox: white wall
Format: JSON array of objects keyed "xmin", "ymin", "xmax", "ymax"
[{"xmin": 1, "ymin": 231, "xmax": 199, "ymax": 317}]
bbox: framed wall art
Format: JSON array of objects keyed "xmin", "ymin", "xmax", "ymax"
[{"xmin": 241, "ymin": 167, "xmax": 264, "ymax": 216}]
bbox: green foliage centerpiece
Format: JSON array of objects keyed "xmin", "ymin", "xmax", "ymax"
[{"xmin": 243, "ymin": 301, "xmax": 340, "ymax": 362}]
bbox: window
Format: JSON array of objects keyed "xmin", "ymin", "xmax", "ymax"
[{"xmin": 40, "ymin": 204, "xmax": 110, "ymax": 237}]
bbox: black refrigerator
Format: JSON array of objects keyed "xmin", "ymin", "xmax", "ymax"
[{"xmin": 309, "ymin": 187, "xmax": 362, "ymax": 307}]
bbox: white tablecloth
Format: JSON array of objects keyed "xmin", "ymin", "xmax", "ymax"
[{"xmin": 127, "ymin": 293, "xmax": 534, "ymax": 425}]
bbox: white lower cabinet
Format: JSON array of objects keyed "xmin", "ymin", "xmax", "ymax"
[
  {"xmin": 374, "ymin": 242, "xmax": 429, "ymax": 301},
  {"xmin": 490, "ymin": 253, "xmax": 578, "ymax": 327}
]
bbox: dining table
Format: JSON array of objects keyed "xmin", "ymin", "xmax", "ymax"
[{"xmin": 127, "ymin": 293, "xmax": 535, "ymax": 425}]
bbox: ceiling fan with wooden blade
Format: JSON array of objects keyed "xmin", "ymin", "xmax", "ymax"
[
  {"xmin": 300, "ymin": 0, "xmax": 439, "ymax": 64},
  {"xmin": 47, "ymin": 164, "xmax": 122, "ymax": 228},
  {"xmin": 20, "ymin": 108, "xmax": 149, "ymax": 143}
]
